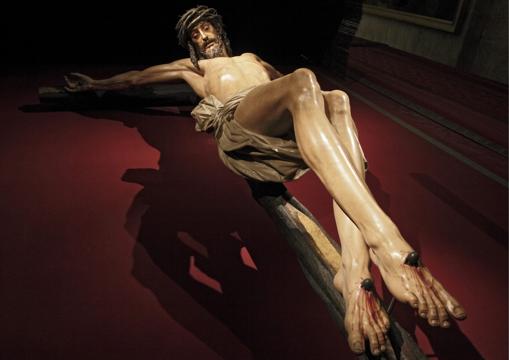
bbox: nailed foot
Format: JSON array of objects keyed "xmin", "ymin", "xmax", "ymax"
[
  {"xmin": 371, "ymin": 250, "xmax": 466, "ymax": 327},
  {"xmin": 335, "ymin": 273, "xmax": 390, "ymax": 355}
]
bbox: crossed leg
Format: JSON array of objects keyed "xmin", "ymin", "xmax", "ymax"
[
  {"xmin": 234, "ymin": 68, "xmax": 466, "ymax": 354},
  {"xmin": 323, "ymin": 90, "xmax": 389, "ymax": 355},
  {"xmin": 319, "ymin": 90, "xmax": 465, "ymax": 328}
]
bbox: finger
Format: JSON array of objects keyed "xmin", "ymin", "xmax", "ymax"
[
  {"xmin": 73, "ymin": 72, "xmax": 90, "ymax": 81},
  {"xmin": 67, "ymin": 73, "xmax": 82, "ymax": 82},
  {"xmin": 64, "ymin": 75, "xmax": 74, "ymax": 85},
  {"xmin": 66, "ymin": 81, "xmax": 78, "ymax": 89}
]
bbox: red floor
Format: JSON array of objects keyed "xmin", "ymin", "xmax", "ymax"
[{"xmin": 1, "ymin": 60, "xmax": 507, "ymax": 360}]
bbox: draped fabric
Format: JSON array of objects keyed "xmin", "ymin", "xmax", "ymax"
[{"xmin": 191, "ymin": 88, "xmax": 309, "ymax": 183}]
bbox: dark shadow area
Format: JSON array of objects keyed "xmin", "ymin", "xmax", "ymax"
[
  {"xmin": 19, "ymin": 83, "xmax": 199, "ymax": 113},
  {"xmin": 411, "ymin": 173, "xmax": 508, "ymax": 248},
  {"xmin": 65, "ymin": 108, "xmax": 351, "ymax": 359},
  {"xmin": 415, "ymin": 316, "xmax": 484, "ymax": 360},
  {"xmin": 388, "ymin": 303, "xmax": 484, "ymax": 359}
]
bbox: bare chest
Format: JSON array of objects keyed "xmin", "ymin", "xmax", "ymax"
[{"xmin": 200, "ymin": 56, "xmax": 270, "ymax": 99}]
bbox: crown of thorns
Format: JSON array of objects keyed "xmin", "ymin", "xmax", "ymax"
[{"xmin": 175, "ymin": 6, "xmax": 225, "ymax": 47}]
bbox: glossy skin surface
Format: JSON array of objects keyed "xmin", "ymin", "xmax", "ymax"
[{"xmin": 65, "ymin": 19, "xmax": 466, "ymax": 356}]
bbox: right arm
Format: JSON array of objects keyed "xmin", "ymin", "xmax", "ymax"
[{"xmin": 65, "ymin": 58, "xmax": 204, "ymax": 94}]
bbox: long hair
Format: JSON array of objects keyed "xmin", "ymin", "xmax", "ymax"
[{"xmin": 175, "ymin": 5, "xmax": 233, "ymax": 70}]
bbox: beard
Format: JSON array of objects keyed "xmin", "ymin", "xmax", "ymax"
[{"xmin": 198, "ymin": 39, "xmax": 226, "ymax": 59}]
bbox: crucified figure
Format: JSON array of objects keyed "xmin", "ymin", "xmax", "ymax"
[{"xmin": 64, "ymin": 5, "xmax": 466, "ymax": 356}]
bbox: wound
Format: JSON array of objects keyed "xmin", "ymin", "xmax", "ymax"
[
  {"xmin": 359, "ymin": 279, "xmax": 381, "ymax": 323},
  {"xmin": 360, "ymin": 278, "xmax": 374, "ymax": 292},
  {"xmin": 403, "ymin": 252, "xmax": 433, "ymax": 288},
  {"xmin": 404, "ymin": 251, "xmax": 421, "ymax": 267}
]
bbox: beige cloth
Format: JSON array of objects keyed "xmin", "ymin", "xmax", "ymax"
[{"xmin": 191, "ymin": 87, "xmax": 309, "ymax": 182}]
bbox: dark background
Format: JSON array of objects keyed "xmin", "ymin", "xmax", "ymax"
[{"xmin": 3, "ymin": 1, "xmax": 346, "ymax": 67}]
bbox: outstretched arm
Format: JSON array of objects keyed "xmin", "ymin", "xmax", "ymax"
[{"xmin": 64, "ymin": 58, "xmax": 203, "ymax": 92}]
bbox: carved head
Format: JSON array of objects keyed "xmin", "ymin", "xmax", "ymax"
[{"xmin": 176, "ymin": 5, "xmax": 232, "ymax": 69}]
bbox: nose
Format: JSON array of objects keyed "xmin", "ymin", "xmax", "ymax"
[{"xmin": 198, "ymin": 29, "xmax": 208, "ymax": 41}]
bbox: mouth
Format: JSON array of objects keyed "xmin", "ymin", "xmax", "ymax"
[{"xmin": 205, "ymin": 41, "xmax": 217, "ymax": 50}]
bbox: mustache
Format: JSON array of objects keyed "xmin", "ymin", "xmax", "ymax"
[{"xmin": 202, "ymin": 39, "xmax": 218, "ymax": 49}]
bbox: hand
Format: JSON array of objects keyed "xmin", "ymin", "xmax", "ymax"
[{"xmin": 64, "ymin": 72, "xmax": 95, "ymax": 92}]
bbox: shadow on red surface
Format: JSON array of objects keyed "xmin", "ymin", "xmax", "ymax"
[{"xmin": 72, "ymin": 105, "xmax": 486, "ymax": 360}]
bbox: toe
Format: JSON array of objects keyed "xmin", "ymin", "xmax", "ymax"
[
  {"xmin": 433, "ymin": 278, "xmax": 466, "ymax": 320},
  {"xmin": 366, "ymin": 325, "xmax": 380, "ymax": 356},
  {"xmin": 419, "ymin": 283, "xmax": 438, "ymax": 325},
  {"xmin": 346, "ymin": 301, "xmax": 364, "ymax": 354},
  {"xmin": 403, "ymin": 291, "xmax": 419, "ymax": 309},
  {"xmin": 378, "ymin": 306, "xmax": 390, "ymax": 331},
  {"xmin": 427, "ymin": 306, "xmax": 439, "ymax": 326},
  {"xmin": 428, "ymin": 287, "xmax": 446, "ymax": 326},
  {"xmin": 375, "ymin": 324, "xmax": 386, "ymax": 351},
  {"xmin": 348, "ymin": 333, "xmax": 365, "ymax": 354},
  {"xmin": 436, "ymin": 305, "xmax": 448, "ymax": 327},
  {"xmin": 452, "ymin": 305, "xmax": 467, "ymax": 320},
  {"xmin": 413, "ymin": 290, "xmax": 428, "ymax": 318}
]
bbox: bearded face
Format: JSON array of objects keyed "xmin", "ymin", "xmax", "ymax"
[{"xmin": 190, "ymin": 21, "xmax": 227, "ymax": 59}]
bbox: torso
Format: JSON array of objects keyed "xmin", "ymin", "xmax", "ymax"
[{"xmin": 186, "ymin": 53, "xmax": 272, "ymax": 103}]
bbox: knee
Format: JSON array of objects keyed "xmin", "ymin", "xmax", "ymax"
[
  {"xmin": 289, "ymin": 68, "xmax": 321, "ymax": 101},
  {"xmin": 327, "ymin": 90, "xmax": 350, "ymax": 112}
]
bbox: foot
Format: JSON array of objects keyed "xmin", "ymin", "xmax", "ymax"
[
  {"xmin": 334, "ymin": 269, "xmax": 390, "ymax": 355},
  {"xmin": 370, "ymin": 248, "xmax": 466, "ymax": 327}
]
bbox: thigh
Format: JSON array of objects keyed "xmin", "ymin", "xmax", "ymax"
[{"xmin": 234, "ymin": 74, "xmax": 295, "ymax": 137}]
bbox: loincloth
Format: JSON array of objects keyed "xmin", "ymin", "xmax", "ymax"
[{"xmin": 191, "ymin": 87, "xmax": 309, "ymax": 182}]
